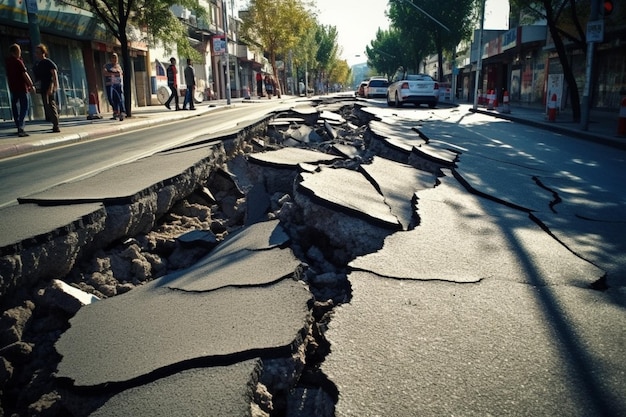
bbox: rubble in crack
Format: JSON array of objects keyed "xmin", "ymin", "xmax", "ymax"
[{"xmin": 0, "ymin": 99, "xmax": 446, "ymax": 417}]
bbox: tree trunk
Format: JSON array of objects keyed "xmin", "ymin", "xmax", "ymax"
[
  {"xmin": 545, "ymin": 2, "xmax": 581, "ymax": 122},
  {"xmin": 119, "ymin": 31, "xmax": 132, "ymax": 117},
  {"xmin": 548, "ymin": 22, "xmax": 581, "ymax": 122},
  {"xmin": 437, "ymin": 48, "xmax": 444, "ymax": 82}
]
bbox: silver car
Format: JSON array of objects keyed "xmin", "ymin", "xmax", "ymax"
[{"xmin": 387, "ymin": 72, "xmax": 439, "ymax": 108}]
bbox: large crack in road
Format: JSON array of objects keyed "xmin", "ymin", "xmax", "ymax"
[{"xmin": 1, "ymin": 99, "xmax": 621, "ymax": 416}]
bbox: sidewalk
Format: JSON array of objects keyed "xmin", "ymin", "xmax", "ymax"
[
  {"xmin": 0, "ymin": 99, "xmax": 239, "ymax": 160},
  {"xmin": 470, "ymin": 102, "xmax": 626, "ymax": 151}
]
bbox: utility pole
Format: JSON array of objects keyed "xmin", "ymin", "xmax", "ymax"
[
  {"xmin": 222, "ymin": 0, "xmax": 231, "ymax": 105},
  {"xmin": 581, "ymin": 0, "xmax": 602, "ymax": 131},
  {"xmin": 24, "ymin": 0, "xmax": 42, "ymax": 57},
  {"xmin": 472, "ymin": 0, "xmax": 486, "ymax": 111}
]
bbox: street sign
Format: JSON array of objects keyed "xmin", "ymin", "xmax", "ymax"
[{"xmin": 587, "ymin": 20, "xmax": 604, "ymax": 43}]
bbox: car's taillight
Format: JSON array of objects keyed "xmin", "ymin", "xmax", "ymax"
[
  {"xmin": 434, "ymin": 82, "xmax": 439, "ymax": 90},
  {"xmin": 401, "ymin": 82, "xmax": 409, "ymax": 89}
]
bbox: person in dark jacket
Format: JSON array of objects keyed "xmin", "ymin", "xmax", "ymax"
[
  {"xmin": 164, "ymin": 57, "xmax": 180, "ymax": 110},
  {"xmin": 5, "ymin": 43, "xmax": 35, "ymax": 137},
  {"xmin": 183, "ymin": 58, "xmax": 196, "ymax": 110},
  {"xmin": 256, "ymin": 71, "xmax": 264, "ymax": 97},
  {"xmin": 33, "ymin": 43, "xmax": 60, "ymax": 133}
]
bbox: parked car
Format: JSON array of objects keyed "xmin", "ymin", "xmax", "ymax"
[
  {"xmin": 356, "ymin": 81, "xmax": 367, "ymax": 97},
  {"xmin": 386, "ymin": 72, "xmax": 439, "ymax": 108},
  {"xmin": 365, "ymin": 77, "xmax": 389, "ymax": 98}
]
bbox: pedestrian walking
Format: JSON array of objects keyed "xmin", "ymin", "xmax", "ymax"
[
  {"xmin": 264, "ymin": 74, "xmax": 273, "ymax": 99},
  {"xmin": 256, "ymin": 72, "xmax": 264, "ymax": 98},
  {"xmin": 33, "ymin": 44, "xmax": 60, "ymax": 133},
  {"xmin": 103, "ymin": 52, "xmax": 125, "ymax": 121},
  {"xmin": 272, "ymin": 76, "xmax": 281, "ymax": 99},
  {"xmin": 5, "ymin": 43, "xmax": 35, "ymax": 137},
  {"xmin": 183, "ymin": 58, "xmax": 196, "ymax": 110},
  {"xmin": 164, "ymin": 57, "xmax": 180, "ymax": 110}
]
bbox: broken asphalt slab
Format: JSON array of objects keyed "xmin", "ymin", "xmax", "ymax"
[
  {"xmin": 155, "ymin": 220, "xmax": 302, "ymax": 292},
  {"xmin": 17, "ymin": 145, "xmax": 221, "ymax": 205},
  {"xmin": 55, "ymin": 220, "xmax": 312, "ymax": 388},
  {"xmin": 0, "ymin": 203, "xmax": 105, "ymax": 253},
  {"xmin": 87, "ymin": 359, "xmax": 262, "ymax": 417},
  {"xmin": 297, "ymin": 166, "xmax": 400, "ymax": 230},
  {"xmin": 55, "ymin": 274, "xmax": 311, "ymax": 387},
  {"xmin": 360, "ymin": 156, "xmax": 437, "ymax": 230},
  {"xmin": 349, "ymin": 174, "xmax": 604, "ymax": 287},
  {"xmin": 247, "ymin": 147, "xmax": 340, "ymax": 169}
]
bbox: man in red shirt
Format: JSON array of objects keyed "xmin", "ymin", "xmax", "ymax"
[
  {"xmin": 164, "ymin": 57, "xmax": 180, "ymax": 110},
  {"xmin": 5, "ymin": 43, "xmax": 35, "ymax": 137}
]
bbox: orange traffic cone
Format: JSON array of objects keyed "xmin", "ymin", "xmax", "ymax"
[
  {"xmin": 501, "ymin": 91, "xmax": 510, "ymax": 114},
  {"xmin": 547, "ymin": 93, "xmax": 557, "ymax": 122},
  {"xmin": 87, "ymin": 92, "xmax": 102, "ymax": 120},
  {"xmin": 487, "ymin": 90, "xmax": 495, "ymax": 110},
  {"xmin": 618, "ymin": 97, "xmax": 626, "ymax": 136}
]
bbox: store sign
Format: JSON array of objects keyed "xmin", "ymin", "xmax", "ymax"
[
  {"xmin": 502, "ymin": 28, "xmax": 517, "ymax": 51},
  {"xmin": 213, "ymin": 36, "xmax": 226, "ymax": 55}
]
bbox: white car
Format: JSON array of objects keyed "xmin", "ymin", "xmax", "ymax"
[
  {"xmin": 387, "ymin": 73, "xmax": 439, "ymax": 108},
  {"xmin": 365, "ymin": 78, "xmax": 389, "ymax": 98}
]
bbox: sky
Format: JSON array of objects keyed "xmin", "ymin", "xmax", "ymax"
[{"xmin": 312, "ymin": 0, "xmax": 510, "ymax": 67}]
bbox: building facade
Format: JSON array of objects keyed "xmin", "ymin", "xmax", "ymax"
[
  {"xmin": 0, "ymin": 0, "xmax": 268, "ymax": 122},
  {"xmin": 442, "ymin": 7, "xmax": 626, "ymax": 113}
]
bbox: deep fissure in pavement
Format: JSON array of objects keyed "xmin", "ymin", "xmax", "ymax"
[{"xmin": 0, "ymin": 100, "xmax": 390, "ymax": 416}]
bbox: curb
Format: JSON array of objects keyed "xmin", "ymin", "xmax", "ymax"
[
  {"xmin": 0, "ymin": 104, "xmax": 232, "ymax": 160},
  {"xmin": 471, "ymin": 108, "xmax": 626, "ymax": 151}
]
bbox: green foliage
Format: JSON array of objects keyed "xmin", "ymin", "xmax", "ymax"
[
  {"xmin": 292, "ymin": 21, "xmax": 319, "ymax": 69},
  {"xmin": 241, "ymin": 0, "xmax": 313, "ymax": 78},
  {"xmin": 315, "ymin": 24, "xmax": 339, "ymax": 73},
  {"xmin": 387, "ymin": 0, "xmax": 477, "ymax": 79},
  {"xmin": 366, "ymin": 27, "xmax": 418, "ymax": 75},
  {"xmin": 328, "ymin": 59, "xmax": 351, "ymax": 87},
  {"xmin": 59, "ymin": 0, "xmax": 206, "ymax": 58}
]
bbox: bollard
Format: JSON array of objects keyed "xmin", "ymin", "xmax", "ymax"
[
  {"xmin": 487, "ymin": 89, "xmax": 494, "ymax": 110},
  {"xmin": 87, "ymin": 92, "xmax": 102, "ymax": 120},
  {"xmin": 618, "ymin": 97, "xmax": 626, "ymax": 136},
  {"xmin": 547, "ymin": 93, "xmax": 557, "ymax": 122},
  {"xmin": 501, "ymin": 90, "xmax": 510, "ymax": 114}
]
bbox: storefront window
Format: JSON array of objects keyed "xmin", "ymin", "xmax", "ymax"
[
  {"xmin": 48, "ymin": 42, "xmax": 88, "ymax": 116},
  {"xmin": 595, "ymin": 46, "xmax": 626, "ymax": 108}
]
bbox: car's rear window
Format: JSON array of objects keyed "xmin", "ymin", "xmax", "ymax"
[
  {"xmin": 406, "ymin": 75, "xmax": 433, "ymax": 81},
  {"xmin": 369, "ymin": 80, "xmax": 388, "ymax": 87}
]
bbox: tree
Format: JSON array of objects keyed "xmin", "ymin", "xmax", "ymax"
[
  {"xmin": 327, "ymin": 59, "xmax": 351, "ymax": 90},
  {"xmin": 388, "ymin": 0, "xmax": 477, "ymax": 81},
  {"xmin": 313, "ymin": 24, "xmax": 340, "ymax": 92},
  {"xmin": 366, "ymin": 28, "xmax": 414, "ymax": 76},
  {"xmin": 241, "ymin": 0, "xmax": 313, "ymax": 94},
  {"xmin": 292, "ymin": 21, "xmax": 319, "ymax": 93},
  {"xmin": 510, "ymin": 0, "xmax": 592, "ymax": 122},
  {"xmin": 60, "ymin": 0, "xmax": 205, "ymax": 117}
]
